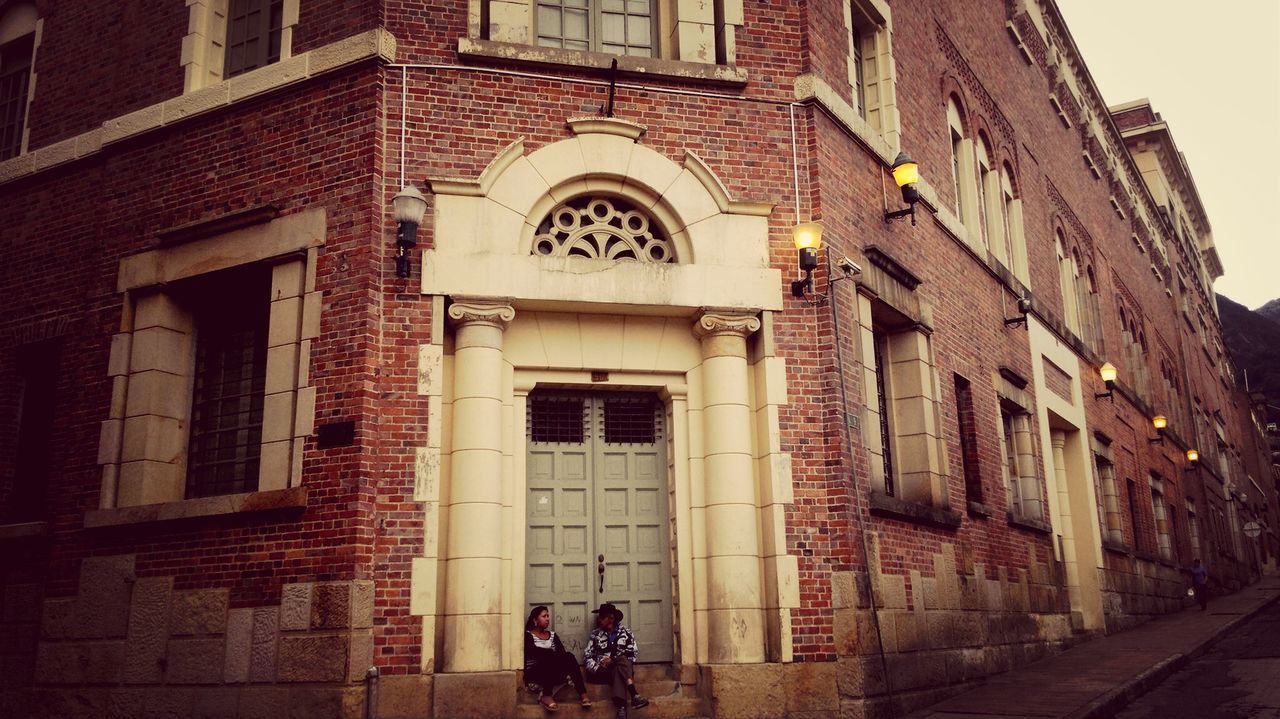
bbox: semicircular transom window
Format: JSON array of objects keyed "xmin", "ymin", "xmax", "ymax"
[{"xmin": 532, "ymin": 196, "xmax": 675, "ymax": 263}]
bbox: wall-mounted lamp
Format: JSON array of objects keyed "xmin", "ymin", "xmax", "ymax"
[
  {"xmin": 1149, "ymin": 415, "xmax": 1167, "ymax": 445},
  {"xmin": 883, "ymin": 151, "xmax": 921, "ymax": 226},
  {"xmin": 392, "ymin": 185, "xmax": 428, "ymax": 278},
  {"xmin": 1004, "ymin": 296, "xmax": 1032, "ymax": 330},
  {"xmin": 791, "ymin": 221, "xmax": 824, "ymax": 298},
  {"xmin": 1095, "ymin": 362, "xmax": 1118, "ymax": 401},
  {"xmin": 1184, "ymin": 448, "xmax": 1200, "ymax": 470}
]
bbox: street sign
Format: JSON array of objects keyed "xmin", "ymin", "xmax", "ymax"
[{"xmin": 1243, "ymin": 521, "xmax": 1262, "ymax": 539}]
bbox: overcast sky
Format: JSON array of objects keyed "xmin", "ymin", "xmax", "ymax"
[{"xmin": 1057, "ymin": 0, "xmax": 1280, "ymax": 310}]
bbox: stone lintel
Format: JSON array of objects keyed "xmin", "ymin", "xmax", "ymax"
[{"xmin": 84, "ymin": 487, "xmax": 308, "ymax": 528}]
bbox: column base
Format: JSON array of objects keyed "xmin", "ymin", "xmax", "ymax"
[{"xmin": 432, "ymin": 670, "xmax": 516, "ymax": 719}]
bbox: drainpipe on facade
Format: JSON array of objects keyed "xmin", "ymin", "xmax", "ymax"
[{"xmin": 364, "ymin": 666, "xmax": 379, "ymax": 719}]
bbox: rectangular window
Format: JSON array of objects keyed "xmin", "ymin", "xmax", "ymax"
[
  {"xmin": 0, "ymin": 32, "xmax": 34, "ymax": 160},
  {"xmin": 224, "ymin": 0, "xmax": 285, "ymax": 79},
  {"xmin": 1187, "ymin": 499, "xmax": 1201, "ymax": 553},
  {"xmin": 873, "ymin": 331, "xmax": 895, "ymax": 497},
  {"xmin": 954, "ymin": 375, "xmax": 981, "ymax": 503},
  {"xmin": 1126, "ymin": 478, "xmax": 1143, "ymax": 551},
  {"xmin": 1000, "ymin": 409, "xmax": 1020, "ymax": 513},
  {"xmin": 536, "ymin": 0, "xmax": 654, "ymax": 57},
  {"xmin": 1150, "ymin": 477, "xmax": 1171, "ymax": 561},
  {"xmin": 4, "ymin": 340, "xmax": 60, "ymax": 522},
  {"xmin": 851, "ymin": 28, "xmax": 866, "ymax": 117},
  {"xmin": 184, "ymin": 269, "xmax": 271, "ymax": 498},
  {"xmin": 1092, "ymin": 455, "xmax": 1122, "ymax": 544}
]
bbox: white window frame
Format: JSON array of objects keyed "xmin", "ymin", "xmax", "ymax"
[{"xmin": 183, "ymin": 0, "xmax": 299, "ymax": 93}]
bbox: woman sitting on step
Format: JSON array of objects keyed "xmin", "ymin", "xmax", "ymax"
[{"xmin": 525, "ymin": 605, "xmax": 592, "ymax": 712}]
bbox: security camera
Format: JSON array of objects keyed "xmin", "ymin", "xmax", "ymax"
[{"xmin": 836, "ymin": 257, "xmax": 862, "ymax": 276}]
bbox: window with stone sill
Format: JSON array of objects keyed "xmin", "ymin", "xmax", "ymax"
[
  {"xmin": 1092, "ymin": 452, "xmax": 1122, "ymax": 545},
  {"xmin": 1182, "ymin": 498, "xmax": 1192, "ymax": 555},
  {"xmin": 859, "ymin": 306, "xmax": 949, "ymax": 509},
  {"xmin": 179, "ymin": 266, "xmax": 272, "ymax": 498},
  {"xmin": 999, "ymin": 400, "xmax": 1041, "ymax": 521},
  {"xmin": 183, "ymin": 0, "xmax": 298, "ymax": 92},
  {"xmin": 954, "ymin": 374, "xmax": 981, "ymax": 504},
  {"xmin": 481, "ymin": 0, "xmax": 744, "ymax": 66},
  {"xmin": 536, "ymin": 0, "xmax": 655, "ymax": 56},
  {"xmin": 0, "ymin": 2, "xmax": 38, "ymax": 160},
  {"xmin": 99, "ymin": 216, "xmax": 321, "ymax": 510},
  {"xmin": 1150, "ymin": 475, "xmax": 1172, "ymax": 561},
  {"xmin": 846, "ymin": 0, "xmax": 897, "ymax": 145},
  {"xmin": 1125, "ymin": 478, "xmax": 1144, "ymax": 552}
]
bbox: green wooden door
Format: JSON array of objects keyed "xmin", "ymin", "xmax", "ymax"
[{"xmin": 525, "ymin": 391, "xmax": 673, "ymax": 662}]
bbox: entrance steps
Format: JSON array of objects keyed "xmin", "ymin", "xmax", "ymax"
[{"xmin": 515, "ymin": 664, "xmax": 706, "ymax": 719}]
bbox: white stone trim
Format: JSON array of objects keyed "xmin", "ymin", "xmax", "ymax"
[
  {"xmin": 0, "ymin": 28, "xmax": 396, "ymax": 186},
  {"xmin": 183, "ymin": 0, "xmax": 301, "ymax": 93},
  {"xmin": 98, "ymin": 211, "xmax": 324, "ymax": 509},
  {"xmin": 424, "ymin": 118, "xmax": 780, "ymax": 312}
]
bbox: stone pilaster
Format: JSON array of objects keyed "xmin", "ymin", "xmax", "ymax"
[
  {"xmin": 693, "ymin": 309, "xmax": 765, "ymax": 663},
  {"xmin": 441, "ymin": 298, "xmax": 515, "ymax": 673}
]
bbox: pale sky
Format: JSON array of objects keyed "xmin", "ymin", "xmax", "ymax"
[{"xmin": 1057, "ymin": 0, "xmax": 1280, "ymax": 310}]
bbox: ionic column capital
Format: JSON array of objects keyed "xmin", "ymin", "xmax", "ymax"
[
  {"xmin": 693, "ymin": 309, "xmax": 761, "ymax": 339},
  {"xmin": 447, "ymin": 298, "xmax": 516, "ymax": 330}
]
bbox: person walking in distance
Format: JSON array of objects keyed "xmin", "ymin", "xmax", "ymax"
[
  {"xmin": 584, "ymin": 603, "xmax": 648, "ymax": 719},
  {"xmin": 524, "ymin": 606, "xmax": 592, "ymax": 712},
  {"xmin": 1190, "ymin": 558, "xmax": 1210, "ymax": 611}
]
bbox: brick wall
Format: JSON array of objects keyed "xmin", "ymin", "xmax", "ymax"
[{"xmin": 0, "ymin": 0, "xmax": 1273, "ymax": 716}]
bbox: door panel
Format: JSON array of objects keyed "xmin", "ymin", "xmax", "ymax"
[{"xmin": 525, "ymin": 391, "xmax": 673, "ymax": 663}]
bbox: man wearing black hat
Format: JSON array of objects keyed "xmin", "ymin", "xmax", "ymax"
[{"xmin": 583, "ymin": 602, "xmax": 649, "ymax": 718}]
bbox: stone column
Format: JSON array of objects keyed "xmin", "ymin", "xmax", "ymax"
[
  {"xmin": 1050, "ymin": 430, "xmax": 1073, "ymax": 567},
  {"xmin": 442, "ymin": 298, "xmax": 515, "ymax": 672},
  {"xmin": 694, "ymin": 309, "xmax": 765, "ymax": 663}
]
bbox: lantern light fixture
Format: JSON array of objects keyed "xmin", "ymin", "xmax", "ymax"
[
  {"xmin": 392, "ymin": 185, "xmax": 428, "ymax": 278},
  {"xmin": 1095, "ymin": 362, "xmax": 1118, "ymax": 401},
  {"xmin": 883, "ymin": 151, "xmax": 921, "ymax": 225},
  {"xmin": 1185, "ymin": 448, "xmax": 1200, "ymax": 469},
  {"xmin": 791, "ymin": 222, "xmax": 824, "ymax": 298},
  {"xmin": 1149, "ymin": 415, "xmax": 1167, "ymax": 445}
]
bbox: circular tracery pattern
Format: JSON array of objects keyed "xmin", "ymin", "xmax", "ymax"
[{"xmin": 532, "ymin": 196, "xmax": 675, "ymax": 263}]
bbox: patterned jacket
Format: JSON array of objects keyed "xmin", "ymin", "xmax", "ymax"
[{"xmin": 583, "ymin": 624, "xmax": 638, "ymax": 673}]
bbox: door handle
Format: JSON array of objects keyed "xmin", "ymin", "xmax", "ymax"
[{"xmin": 597, "ymin": 554, "xmax": 605, "ymax": 593}]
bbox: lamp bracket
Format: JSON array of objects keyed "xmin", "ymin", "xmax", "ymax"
[
  {"xmin": 1003, "ymin": 315, "xmax": 1028, "ymax": 330},
  {"xmin": 601, "ymin": 58, "xmax": 619, "ymax": 117},
  {"xmin": 883, "ymin": 205, "xmax": 916, "ymax": 225}
]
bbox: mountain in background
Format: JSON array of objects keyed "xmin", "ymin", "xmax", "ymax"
[
  {"xmin": 1217, "ymin": 294, "xmax": 1280, "ymax": 429},
  {"xmin": 1257, "ymin": 298, "xmax": 1280, "ymax": 325}
]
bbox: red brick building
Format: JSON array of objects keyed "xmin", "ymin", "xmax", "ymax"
[{"xmin": 0, "ymin": 0, "xmax": 1274, "ymax": 717}]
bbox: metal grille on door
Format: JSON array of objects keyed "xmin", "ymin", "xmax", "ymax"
[{"xmin": 525, "ymin": 392, "xmax": 673, "ymax": 662}]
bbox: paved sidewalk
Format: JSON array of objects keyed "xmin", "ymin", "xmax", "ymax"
[{"xmin": 908, "ymin": 575, "xmax": 1280, "ymax": 719}]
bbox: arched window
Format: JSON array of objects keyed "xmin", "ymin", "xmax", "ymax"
[
  {"xmin": 532, "ymin": 195, "xmax": 675, "ymax": 263},
  {"xmin": 976, "ymin": 133, "xmax": 994, "ymax": 248},
  {"xmin": 999, "ymin": 162, "xmax": 1022, "ymax": 274},
  {"xmin": 0, "ymin": 2, "xmax": 38, "ymax": 159},
  {"xmin": 1056, "ymin": 231, "xmax": 1080, "ymax": 333},
  {"xmin": 946, "ymin": 96, "xmax": 972, "ymax": 224}
]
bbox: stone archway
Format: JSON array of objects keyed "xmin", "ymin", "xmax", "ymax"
[{"xmin": 412, "ymin": 119, "xmax": 799, "ymax": 715}]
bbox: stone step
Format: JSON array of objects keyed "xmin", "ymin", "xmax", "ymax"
[
  {"xmin": 513, "ymin": 694, "xmax": 706, "ymax": 719},
  {"xmin": 517, "ymin": 680, "xmax": 680, "ymax": 704}
]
